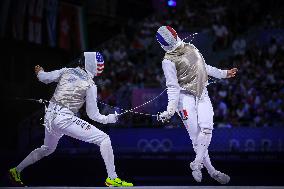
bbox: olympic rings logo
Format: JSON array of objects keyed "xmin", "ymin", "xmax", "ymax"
[{"xmin": 137, "ymin": 139, "xmax": 173, "ymax": 152}]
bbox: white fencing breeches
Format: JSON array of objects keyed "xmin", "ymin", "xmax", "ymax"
[
  {"xmin": 178, "ymin": 90, "xmax": 216, "ymax": 173},
  {"xmin": 16, "ymin": 103, "xmax": 117, "ymax": 179}
]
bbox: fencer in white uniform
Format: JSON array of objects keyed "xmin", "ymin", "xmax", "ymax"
[
  {"xmin": 9, "ymin": 52, "xmax": 133, "ymax": 187},
  {"xmin": 156, "ymin": 26, "xmax": 238, "ymax": 184}
]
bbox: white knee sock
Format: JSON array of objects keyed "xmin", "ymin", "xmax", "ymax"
[
  {"xmin": 16, "ymin": 145, "xmax": 54, "ymax": 173},
  {"xmin": 100, "ymin": 137, "xmax": 117, "ymax": 179},
  {"xmin": 194, "ymin": 128, "xmax": 212, "ymax": 164},
  {"xmin": 203, "ymin": 150, "xmax": 216, "ymax": 175}
]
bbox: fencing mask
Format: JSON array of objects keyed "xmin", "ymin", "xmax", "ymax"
[
  {"xmin": 156, "ymin": 26, "xmax": 182, "ymax": 52},
  {"xmin": 82, "ymin": 52, "xmax": 104, "ymax": 77}
]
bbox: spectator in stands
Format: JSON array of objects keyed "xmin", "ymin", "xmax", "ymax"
[
  {"xmin": 212, "ymin": 21, "xmax": 229, "ymax": 51},
  {"xmin": 232, "ymin": 38, "xmax": 246, "ymax": 56}
]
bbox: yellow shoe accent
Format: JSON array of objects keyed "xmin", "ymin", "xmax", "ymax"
[
  {"xmin": 9, "ymin": 167, "xmax": 24, "ymax": 186},
  {"xmin": 105, "ymin": 177, "xmax": 133, "ymax": 187}
]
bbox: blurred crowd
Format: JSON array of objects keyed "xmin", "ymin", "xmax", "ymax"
[
  {"xmin": 90, "ymin": 0, "xmax": 284, "ymax": 128},
  {"xmin": 211, "ymin": 37, "xmax": 284, "ymax": 127}
]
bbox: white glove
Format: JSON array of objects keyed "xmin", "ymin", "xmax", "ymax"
[
  {"xmin": 157, "ymin": 100, "xmax": 177, "ymax": 123},
  {"xmin": 167, "ymin": 100, "xmax": 177, "ymax": 116},
  {"xmin": 157, "ymin": 111, "xmax": 172, "ymax": 123},
  {"xmin": 107, "ymin": 111, "xmax": 118, "ymax": 124}
]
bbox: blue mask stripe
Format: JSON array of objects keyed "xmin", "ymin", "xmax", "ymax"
[{"xmin": 156, "ymin": 33, "xmax": 169, "ymax": 46}]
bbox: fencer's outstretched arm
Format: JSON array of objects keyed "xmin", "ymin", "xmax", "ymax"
[
  {"xmin": 205, "ymin": 64, "xmax": 227, "ymax": 79},
  {"xmin": 205, "ymin": 64, "xmax": 238, "ymax": 78},
  {"xmin": 86, "ymin": 85, "xmax": 117, "ymax": 124},
  {"xmin": 162, "ymin": 59, "xmax": 180, "ymax": 115},
  {"xmin": 36, "ymin": 67, "xmax": 67, "ymax": 84}
]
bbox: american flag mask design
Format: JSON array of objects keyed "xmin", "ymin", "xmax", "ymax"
[{"xmin": 96, "ymin": 52, "xmax": 104, "ymax": 76}]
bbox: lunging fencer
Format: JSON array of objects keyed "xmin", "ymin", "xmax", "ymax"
[
  {"xmin": 156, "ymin": 26, "xmax": 238, "ymax": 184},
  {"xmin": 8, "ymin": 52, "xmax": 133, "ymax": 187}
]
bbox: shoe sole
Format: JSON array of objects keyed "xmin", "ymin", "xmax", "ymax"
[
  {"xmin": 105, "ymin": 182, "xmax": 133, "ymax": 187},
  {"xmin": 105, "ymin": 182, "xmax": 114, "ymax": 187},
  {"xmin": 192, "ymin": 171, "xmax": 202, "ymax": 182},
  {"xmin": 8, "ymin": 171, "xmax": 24, "ymax": 187}
]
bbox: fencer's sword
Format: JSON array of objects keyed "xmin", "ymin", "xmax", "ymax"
[
  {"xmin": 115, "ymin": 88, "xmax": 167, "ymax": 116},
  {"xmin": 15, "ymin": 97, "xmax": 157, "ymax": 117},
  {"xmin": 98, "ymin": 101, "xmax": 157, "ymax": 117},
  {"xmin": 14, "ymin": 89, "xmax": 166, "ymax": 118},
  {"xmin": 14, "ymin": 97, "xmax": 48, "ymax": 104}
]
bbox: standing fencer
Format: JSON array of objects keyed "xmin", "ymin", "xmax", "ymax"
[
  {"xmin": 8, "ymin": 52, "xmax": 133, "ymax": 187},
  {"xmin": 156, "ymin": 26, "xmax": 238, "ymax": 184}
]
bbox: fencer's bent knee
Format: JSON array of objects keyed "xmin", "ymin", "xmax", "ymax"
[
  {"xmin": 198, "ymin": 128, "xmax": 212, "ymax": 147},
  {"xmin": 199, "ymin": 122, "xmax": 214, "ymax": 130},
  {"xmin": 98, "ymin": 134, "xmax": 111, "ymax": 146},
  {"xmin": 201, "ymin": 128, "xmax": 212, "ymax": 135},
  {"xmin": 40, "ymin": 145, "xmax": 56, "ymax": 156}
]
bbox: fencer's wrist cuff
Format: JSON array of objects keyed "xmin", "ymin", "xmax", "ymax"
[
  {"xmin": 37, "ymin": 70, "xmax": 43, "ymax": 76},
  {"xmin": 107, "ymin": 114, "xmax": 118, "ymax": 124},
  {"xmin": 167, "ymin": 100, "xmax": 177, "ymax": 116},
  {"xmin": 223, "ymin": 70, "xmax": 228, "ymax": 78}
]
